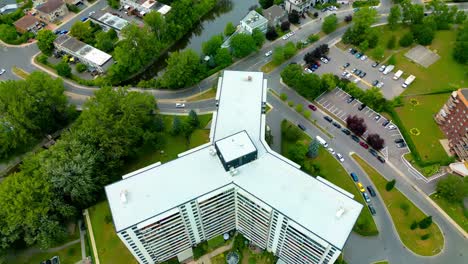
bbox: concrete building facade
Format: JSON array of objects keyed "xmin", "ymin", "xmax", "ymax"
[
  {"xmin": 105, "ymin": 71, "xmax": 362, "ymax": 264},
  {"xmin": 240, "ymin": 10, "xmax": 268, "ymax": 34},
  {"xmin": 36, "ymin": 0, "xmax": 68, "ymax": 22},
  {"xmin": 435, "ymin": 89, "xmax": 468, "ymax": 160},
  {"xmin": 285, "ymin": 0, "xmax": 326, "ymax": 14}
]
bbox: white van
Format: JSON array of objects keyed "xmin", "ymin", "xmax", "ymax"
[{"xmin": 316, "ymin": 135, "xmax": 329, "ymax": 148}]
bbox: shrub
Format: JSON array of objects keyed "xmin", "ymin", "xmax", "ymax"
[
  {"xmin": 56, "ymin": 61, "xmax": 71, "ymax": 78},
  {"xmin": 280, "ymin": 93, "xmax": 288, "ymax": 101},
  {"xmin": 385, "ymin": 179, "xmax": 396, "ymax": 191},
  {"xmin": 104, "ymin": 214, "xmax": 113, "ymax": 224},
  {"xmin": 76, "ymin": 63, "xmax": 87, "ymax": 73},
  {"xmin": 37, "ymin": 54, "xmax": 49, "ymax": 64},
  {"xmin": 303, "ymin": 111, "xmax": 311, "ymax": 119},
  {"xmin": 421, "ymin": 234, "xmax": 431, "ymax": 240},
  {"xmin": 308, "ymin": 34, "xmax": 320, "ymax": 43},
  {"xmin": 288, "ymin": 101, "xmax": 294, "ymax": 107},
  {"xmin": 295, "ymin": 104, "xmax": 303, "ymax": 113},
  {"xmin": 400, "ymin": 202, "xmax": 410, "ymax": 215},
  {"xmin": 410, "ymin": 221, "xmax": 418, "ymax": 230},
  {"xmin": 419, "ymin": 216, "xmax": 433, "ymax": 229},
  {"xmin": 388, "ymin": 55, "xmax": 396, "ymax": 65},
  {"xmin": 387, "ymin": 35, "xmax": 396, "ymax": 49},
  {"xmin": 399, "ymin": 32, "xmax": 414, "ymax": 47}
]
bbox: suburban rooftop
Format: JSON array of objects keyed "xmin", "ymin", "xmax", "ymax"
[{"xmin": 105, "ymin": 70, "xmax": 362, "ymax": 249}]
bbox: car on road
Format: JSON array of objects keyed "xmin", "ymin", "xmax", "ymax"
[
  {"xmin": 374, "ymin": 114, "xmax": 381, "ymax": 121},
  {"xmin": 358, "ymin": 103, "xmax": 366, "ymax": 111},
  {"xmin": 360, "ymin": 55, "xmax": 368, "ymax": 61},
  {"xmin": 332, "ymin": 122, "xmax": 341, "ymax": 128},
  {"xmin": 394, "ymin": 138, "xmax": 404, "ymax": 143},
  {"xmin": 320, "ymin": 57, "xmax": 329, "ymax": 64},
  {"xmin": 265, "ymin": 50, "xmax": 273, "ymax": 57},
  {"xmin": 379, "ymin": 65, "xmax": 386, "ymax": 72},
  {"xmin": 350, "ymin": 172, "xmax": 359, "ymax": 182},
  {"xmin": 372, "ymin": 80, "xmax": 379, "ymax": 86},
  {"xmin": 175, "ymin": 103, "xmax": 185, "ymax": 108},
  {"xmin": 359, "ymin": 141, "xmax": 369, "ymax": 149},
  {"xmin": 343, "ymin": 62, "xmax": 350, "ymax": 68},
  {"xmin": 298, "ymin": 123, "xmax": 306, "ymax": 131},
  {"xmin": 308, "ymin": 104, "xmax": 317, "ymax": 111},
  {"xmin": 335, "ymin": 153, "xmax": 344, "ymax": 162},
  {"xmin": 89, "ymin": 11, "xmax": 95, "ymax": 16},
  {"xmin": 368, "ymin": 204, "xmax": 376, "ymax": 215},
  {"xmin": 0, "ymin": 68, "xmax": 5, "ymax": 75},
  {"xmin": 357, "ymin": 182, "xmax": 365, "ymax": 192},
  {"xmin": 382, "ymin": 119, "xmax": 390, "ymax": 127},
  {"xmin": 377, "ymin": 156, "xmax": 386, "ymax": 163},
  {"xmin": 397, "ymin": 142, "xmax": 407, "ymax": 148},
  {"xmin": 367, "ymin": 186, "xmax": 376, "ymax": 197},
  {"xmin": 369, "ymin": 149, "xmax": 378, "ymax": 157},
  {"xmin": 324, "ymin": 116, "xmax": 333, "ymax": 122},
  {"xmin": 362, "ymin": 192, "xmax": 371, "ymax": 203},
  {"xmin": 342, "ymin": 128, "xmax": 351, "ymax": 135},
  {"xmin": 328, "ymin": 147, "xmax": 335, "ymax": 155},
  {"xmin": 371, "ymin": 61, "xmax": 379, "ymax": 67},
  {"xmin": 358, "ymin": 72, "xmax": 366, "ymax": 78},
  {"xmin": 346, "ymin": 97, "xmax": 355, "ymax": 103},
  {"xmin": 351, "ymin": 135, "xmax": 360, "ymax": 143}
]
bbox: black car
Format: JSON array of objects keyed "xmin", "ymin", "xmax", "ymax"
[
  {"xmin": 324, "ymin": 116, "xmax": 333, "ymax": 122},
  {"xmin": 368, "ymin": 204, "xmax": 376, "ymax": 215},
  {"xmin": 369, "ymin": 149, "xmax": 378, "ymax": 157},
  {"xmin": 372, "ymin": 80, "xmax": 379, "ymax": 86},
  {"xmin": 298, "ymin": 124, "xmax": 306, "ymax": 131},
  {"xmin": 349, "ymin": 48, "xmax": 357, "ymax": 54},
  {"xmin": 46, "ymin": 260, "xmax": 52, "ymax": 264},
  {"xmin": 51, "ymin": 256, "xmax": 60, "ymax": 264},
  {"xmin": 332, "ymin": 122, "xmax": 341, "ymax": 128},
  {"xmin": 342, "ymin": 128, "xmax": 351, "ymax": 135},
  {"xmin": 359, "ymin": 72, "xmax": 366, "ymax": 78},
  {"xmin": 382, "ymin": 120, "xmax": 390, "ymax": 127},
  {"xmin": 371, "ymin": 61, "xmax": 379, "ymax": 67},
  {"xmin": 358, "ymin": 104, "xmax": 366, "ymax": 111},
  {"xmin": 343, "ymin": 62, "xmax": 350, "ymax": 68},
  {"xmin": 355, "ymin": 69, "xmax": 362, "ymax": 75},
  {"xmin": 351, "ymin": 135, "xmax": 360, "ymax": 143},
  {"xmin": 346, "ymin": 97, "xmax": 355, "ymax": 103},
  {"xmin": 377, "ymin": 156, "xmax": 386, "ymax": 163},
  {"xmin": 367, "ymin": 186, "xmax": 377, "ymax": 197},
  {"xmin": 397, "ymin": 142, "xmax": 407, "ymax": 148},
  {"xmin": 394, "ymin": 138, "xmax": 404, "ymax": 143}
]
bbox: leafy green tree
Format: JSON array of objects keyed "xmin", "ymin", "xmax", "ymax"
[
  {"xmin": 214, "ymin": 48, "xmax": 232, "ymax": 67},
  {"xmin": 272, "ymin": 46, "xmax": 285, "ymax": 65},
  {"xmin": 307, "ymin": 139, "xmax": 320, "ymax": 158},
  {"xmin": 94, "ymin": 31, "xmax": 115, "ymax": 53},
  {"xmin": 359, "ymin": 40, "xmax": 369, "ymax": 51},
  {"xmin": 251, "ymin": 28, "xmax": 265, "ymax": 47},
  {"xmin": 342, "ymin": 7, "xmax": 378, "ymax": 45},
  {"xmin": 386, "ymin": 179, "xmax": 396, "ymax": 191},
  {"xmin": 426, "ymin": 0, "xmax": 456, "ymax": 30},
  {"xmin": 399, "ymin": 32, "xmax": 414, "ymax": 47},
  {"xmin": 70, "ymin": 21, "xmax": 94, "ymax": 44},
  {"xmin": 224, "ymin": 22, "xmax": 236, "ymax": 36},
  {"xmin": 171, "ymin": 116, "xmax": 182, "ymax": 135},
  {"xmin": 188, "ymin": 110, "xmax": 200, "ymax": 128},
  {"xmin": 412, "ymin": 24, "xmax": 435, "ymax": 45},
  {"xmin": 418, "ymin": 216, "xmax": 433, "ymax": 229},
  {"xmin": 56, "ymin": 61, "xmax": 72, "ymax": 78},
  {"xmin": 322, "ymin": 15, "xmax": 338, "ymax": 34},
  {"xmin": 371, "ymin": 46, "xmax": 385, "ymax": 59},
  {"xmin": 0, "ymin": 24, "xmax": 18, "ymax": 43},
  {"xmin": 229, "ymin": 33, "xmax": 257, "ymax": 58},
  {"xmin": 320, "ymin": 73, "xmax": 337, "ymax": 91},
  {"xmin": 454, "ymin": 11, "xmax": 467, "ymax": 24},
  {"xmin": 202, "ymin": 34, "xmax": 223, "ymax": 56},
  {"xmin": 288, "ymin": 10, "xmax": 300, "ymax": 24},
  {"xmin": 288, "ymin": 142, "xmax": 308, "ymax": 166},
  {"xmin": 266, "ymin": 26, "xmax": 278, "ymax": 40},
  {"xmin": 453, "ymin": 21, "xmax": 468, "ymax": 64},
  {"xmin": 36, "ymin": 30, "xmax": 57, "ymax": 55},
  {"xmin": 76, "ymin": 63, "xmax": 87, "ymax": 73},
  {"xmin": 259, "ymin": 0, "xmax": 273, "ymax": 9},
  {"xmin": 401, "ymin": 1, "xmax": 424, "ymax": 25},
  {"xmin": 436, "ymin": 175, "xmax": 468, "ymax": 203},
  {"xmin": 388, "ymin": 5, "xmax": 402, "ymax": 29},
  {"xmin": 283, "ymin": 41, "xmax": 297, "ymax": 59},
  {"xmin": 161, "ymin": 49, "xmax": 204, "ymax": 89},
  {"xmin": 143, "ymin": 11, "xmax": 167, "ymax": 42},
  {"xmin": 282, "ymin": 120, "xmax": 302, "ymax": 142},
  {"xmin": 106, "ymin": 0, "xmax": 119, "ymax": 8}
]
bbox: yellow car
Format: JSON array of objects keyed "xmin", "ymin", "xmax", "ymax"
[{"xmin": 357, "ymin": 182, "xmax": 365, "ymax": 193}]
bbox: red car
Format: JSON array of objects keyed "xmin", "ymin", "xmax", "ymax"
[
  {"xmin": 308, "ymin": 104, "xmax": 317, "ymax": 111},
  {"xmin": 315, "ymin": 61, "xmax": 321, "ymax": 66},
  {"xmin": 359, "ymin": 142, "xmax": 369, "ymax": 149}
]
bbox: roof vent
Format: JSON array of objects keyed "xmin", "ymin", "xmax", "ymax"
[
  {"xmin": 247, "ymin": 76, "xmax": 252, "ymax": 81},
  {"xmin": 209, "ymin": 148, "xmax": 217, "ymax": 156},
  {"xmin": 120, "ymin": 190, "xmax": 128, "ymax": 204},
  {"xmin": 335, "ymin": 207, "xmax": 345, "ymax": 219},
  {"xmin": 229, "ymin": 167, "xmax": 238, "ymax": 176}
]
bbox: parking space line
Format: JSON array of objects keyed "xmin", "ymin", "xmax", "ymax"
[
  {"xmin": 336, "ymin": 110, "xmax": 343, "ymax": 116},
  {"xmin": 329, "ymin": 106, "xmax": 336, "ymax": 112}
]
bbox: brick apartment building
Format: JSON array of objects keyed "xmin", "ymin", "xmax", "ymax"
[{"xmin": 435, "ymin": 88, "xmax": 468, "ymax": 160}]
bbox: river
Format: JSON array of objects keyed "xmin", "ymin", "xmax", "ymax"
[{"xmin": 128, "ymin": 0, "xmax": 259, "ymax": 83}]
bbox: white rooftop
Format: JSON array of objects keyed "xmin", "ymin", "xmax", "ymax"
[
  {"xmin": 105, "ymin": 70, "xmax": 362, "ymax": 249},
  {"xmin": 80, "ymin": 45, "xmax": 112, "ymax": 66},
  {"xmin": 216, "ymin": 131, "xmax": 256, "ymax": 163}
]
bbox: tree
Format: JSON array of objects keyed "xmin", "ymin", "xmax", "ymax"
[
  {"xmin": 214, "ymin": 48, "xmax": 232, "ymax": 67},
  {"xmin": 322, "ymin": 15, "xmax": 338, "ymax": 34},
  {"xmin": 436, "ymin": 175, "xmax": 468, "ymax": 203},
  {"xmin": 346, "ymin": 115, "xmax": 367, "ymax": 136},
  {"xmin": 76, "ymin": 63, "xmax": 87, "ymax": 73},
  {"xmin": 453, "ymin": 21, "xmax": 468, "ymax": 64},
  {"xmin": 345, "ymin": 15, "xmax": 353, "ymax": 23},
  {"xmin": 224, "ymin": 22, "xmax": 236, "ymax": 36},
  {"xmin": 386, "ymin": 179, "xmax": 396, "ymax": 191},
  {"xmin": 251, "ymin": 28, "xmax": 265, "ymax": 47},
  {"xmin": 388, "ymin": 5, "xmax": 402, "ymax": 29},
  {"xmin": 454, "ymin": 11, "xmax": 467, "ymax": 24},
  {"xmin": 70, "ymin": 21, "xmax": 93, "ymax": 44},
  {"xmin": 288, "ymin": 10, "xmax": 300, "ymax": 24},
  {"xmin": 342, "ymin": 7, "xmax": 378, "ymax": 45},
  {"xmin": 259, "ymin": 0, "xmax": 273, "ymax": 9},
  {"xmin": 426, "ymin": 0, "xmax": 457, "ymax": 30},
  {"xmin": 412, "ymin": 24, "xmax": 434, "ymax": 45},
  {"xmin": 283, "ymin": 41, "xmax": 297, "ymax": 59},
  {"xmin": 0, "ymin": 24, "xmax": 18, "ymax": 43},
  {"xmin": 359, "ymin": 40, "xmax": 369, "ymax": 51},
  {"xmin": 161, "ymin": 49, "xmax": 204, "ymax": 89},
  {"xmin": 282, "ymin": 121, "xmax": 302, "ymax": 142},
  {"xmin": 229, "ymin": 33, "xmax": 257, "ymax": 58},
  {"xmin": 107, "ymin": 0, "xmax": 119, "ymax": 8},
  {"xmin": 307, "ymin": 139, "xmax": 320, "ymax": 158},
  {"xmin": 367, "ymin": 134, "xmax": 385, "ymax": 150},
  {"xmin": 320, "ymin": 73, "xmax": 337, "ymax": 91},
  {"xmin": 371, "ymin": 45, "xmax": 385, "ymax": 59},
  {"xmin": 36, "ymin": 30, "xmax": 57, "ymax": 55},
  {"xmin": 288, "ymin": 142, "xmax": 308, "ymax": 166},
  {"xmin": 387, "ymin": 35, "xmax": 397, "ymax": 49},
  {"xmin": 295, "ymin": 104, "xmax": 303, "ymax": 113},
  {"xmin": 94, "ymin": 31, "xmax": 114, "ymax": 53},
  {"xmin": 143, "ymin": 11, "xmax": 167, "ymax": 42},
  {"xmin": 418, "ymin": 216, "xmax": 433, "ymax": 229},
  {"xmin": 56, "ymin": 61, "xmax": 72, "ymax": 78},
  {"xmin": 202, "ymin": 34, "xmax": 223, "ymax": 56},
  {"xmin": 188, "ymin": 110, "xmax": 200, "ymax": 128},
  {"xmin": 281, "ymin": 21, "xmax": 290, "ymax": 31},
  {"xmin": 266, "ymin": 26, "xmax": 278, "ymax": 40},
  {"xmin": 272, "ymin": 46, "xmax": 285, "ymax": 65},
  {"xmin": 171, "ymin": 117, "xmax": 182, "ymax": 135},
  {"xmin": 399, "ymin": 32, "xmax": 414, "ymax": 47}
]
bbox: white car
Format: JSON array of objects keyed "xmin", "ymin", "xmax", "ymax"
[
  {"xmin": 388, "ymin": 124, "xmax": 396, "ymax": 130},
  {"xmin": 336, "ymin": 153, "xmax": 344, "ymax": 162},
  {"xmin": 175, "ymin": 103, "xmax": 185, "ymax": 108},
  {"xmin": 345, "ymin": 72, "xmax": 352, "ymax": 79},
  {"xmin": 304, "ymin": 68, "xmax": 313, "ymax": 74},
  {"xmin": 320, "ymin": 57, "xmax": 329, "ymax": 64},
  {"xmin": 289, "ymin": 31, "xmax": 295, "ymax": 36},
  {"xmin": 341, "ymin": 71, "xmax": 348, "ymax": 77},
  {"xmin": 379, "ymin": 65, "xmax": 386, "ymax": 72},
  {"xmin": 282, "ymin": 34, "xmax": 289, "ymax": 40},
  {"xmin": 0, "ymin": 68, "xmax": 5, "ymax": 75},
  {"xmin": 327, "ymin": 147, "xmax": 335, "ymax": 155},
  {"xmin": 360, "ymin": 55, "xmax": 368, "ymax": 61},
  {"xmin": 265, "ymin": 50, "xmax": 273, "ymax": 57},
  {"xmin": 353, "ymin": 78, "xmax": 360, "ymax": 83},
  {"xmin": 376, "ymin": 82, "xmax": 384, "ymax": 88}
]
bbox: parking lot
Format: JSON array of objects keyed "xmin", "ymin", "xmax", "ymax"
[
  {"xmin": 312, "ymin": 46, "xmax": 406, "ymax": 99},
  {"xmin": 316, "ymin": 88, "xmax": 409, "ymax": 162}
]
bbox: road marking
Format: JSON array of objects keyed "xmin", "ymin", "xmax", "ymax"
[
  {"xmin": 336, "ymin": 110, "xmax": 343, "ymax": 116},
  {"xmin": 329, "ymin": 105, "xmax": 336, "ymax": 112}
]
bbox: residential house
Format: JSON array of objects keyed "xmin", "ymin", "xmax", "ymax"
[
  {"xmin": 13, "ymin": 15, "xmax": 42, "ymax": 34},
  {"xmin": 240, "ymin": 10, "xmax": 268, "ymax": 34},
  {"xmin": 264, "ymin": 4, "xmax": 287, "ymax": 27},
  {"xmin": 120, "ymin": 0, "xmax": 171, "ymax": 17},
  {"xmin": 285, "ymin": 0, "xmax": 326, "ymax": 14},
  {"xmin": 36, "ymin": 0, "xmax": 68, "ymax": 23}
]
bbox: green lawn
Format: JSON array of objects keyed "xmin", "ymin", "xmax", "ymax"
[
  {"xmin": 15, "ymin": 242, "xmax": 82, "ymax": 264},
  {"xmin": 430, "ymin": 193, "xmax": 468, "ymax": 233},
  {"xmin": 211, "ymin": 252, "xmax": 227, "ymax": 264},
  {"xmin": 281, "ymin": 121, "xmax": 379, "ymax": 236},
  {"xmin": 88, "ymin": 201, "xmax": 138, "ymax": 264},
  {"xmin": 352, "ymin": 154, "xmax": 444, "ymax": 256},
  {"xmin": 241, "ymin": 248, "xmax": 276, "ymax": 264},
  {"xmin": 395, "ymin": 94, "xmax": 450, "ymax": 164}
]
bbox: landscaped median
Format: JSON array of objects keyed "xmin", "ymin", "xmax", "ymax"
[
  {"xmin": 281, "ymin": 120, "xmax": 378, "ymax": 236},
  {"xmin": 351, "ymin": 154, "xmax": 444, "ymax": 256}
]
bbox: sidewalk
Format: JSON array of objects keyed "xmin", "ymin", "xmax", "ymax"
[{"xmin": 83, "ymin": 209, "xmax": 100, "ymax": 264}]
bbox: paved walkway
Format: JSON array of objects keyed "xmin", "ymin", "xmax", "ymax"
[
  {"xmin": 78, "ymin": 220, "xmax": 86, "ymax": 259},
  {"xmin": 83, "ymin": 209, "xmax": 100, "ymax": 264},
  {"xmin": 187, "ymin": 242, "xmax": 233, "ymax": 264}
]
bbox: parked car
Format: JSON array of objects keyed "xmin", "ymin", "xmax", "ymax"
[
  {"xmin": 298, "ymin": 123, "xmax": 306, "ymax": 131},
  {"xmin": 362, "ymin": 192, "xmax": 371, "ymax": 203},
  {"xmin": 382, "ymin": 119, "xmax": 390, "ymax": 127},
  {"xmin": 346, "ymin": 97, "xmax": 355, "ymax": 103},
  {"xmin": 0, "ymin": 68, "xmax": 5, "ymax": 75},
  {"xmin": 324, "ymin": 116, "xmax": 333, "ymax": 122},
  {"xmin": 350, "ymin": 172, "xmax": 359, "ymax": 182},
  {"xmin": 351, "ymin": 135, "xmax": 360, "ymax": 143},
  {"xmin": 379, "ymin": 65, "xmax": 386, "ymax": 72},
  {"xmin": 359, "ymin": 141, "xmax": 369, "ymax": 149},
  {"xmin": 397, "ymin": 142, "xmax": 407, "ymax": 148},
  {"xmin": 349, "ymin": 48, "xmax": 357, "ymax": 54},
  {"xmin": 358, "ymin": 104, "xmax": 366, "ymax": 111},
  {"xmin": 355, "ymin": 52, "xmax": 363, "ymax": 58},
  {"xmin": 387, "ymin": 124, "xmax": 396, "ymax": 130},
  {"xmin": 345, "ymin": 72, "xmax": 352, "ymax": 79},
  {"xmin": 357, "ymin": 182, "xmax": 365, "ymax": 192},
  {"xmin": 372, "ymin": 80, "xmax": 379, "ymax": 86},
  {"xmin": 359, "ymin": 72, "xmax": 366, "ymax": 78},
  {"xmin": 369, "ymin": 149, "xmax": 378, "ymax": 157},
  {"xmin": 304, "ymin": 67, "xmax": 313, "ymax": 74},
  {"xmin": 360, "ymin": 55, "xmax": 368, "ymax": 61},
  {"xmin": 376, "ymin": 82, "xmax": 384, "ymax": 88},
  {"xmin": 265, "ymin": 50, "xmax": 273, "ymax": 57},
  {"xmin": 51, "ymin": 256, "xmax": 60, "ymax": 264},
  {"xmin": 371, "ymin": 61, "xmax": 379, "ymax": 67},
  {"xmin": 342, "ymin": 128, "xmax": 351, "ymax": 135},
  {"xmin": 377, "ymin": 156, "xmax": 386, "ymax": 163},
  {"xmin": 394, "ymin": 138, "xmax": 404, "ymax": 143},
  {"xmin": 355, "ymin": 69, "xmax": 362, "ymax": 75},
  {"xmin": 374, "ymin": 115, "xmax": 381, "ymax": 121},
  {"xmin": 343, "ymin": 62, "xmax": 350, "ymax": 68},
  {"xmin": 332, "ymin": 122, "xmax": 341, "ymax": 128},
  {"xmin": 351, "ymin": 68, "xmax": 357, "ymax": 73},
  {"xmin": 175, "ymin": 103, "xmax": 185, "ymax": 108},
  {"xmin": 320, "ymin": 57, "xmax": 329, "ymax": 64},
  {"xmin": 328, "ymin": 147, "xmax": 335, "ymax": 155},
  {"xmin": 80, "ymin": 17, "xmax": 88, "ymax": 22},
  {"xmin": 308, "ymin": 104, "xmax": 317, "ymax": 111},
  {"xmin": 368, "ymin": 204, "xmax": 377, "ymax": 215},
  {"xmin": 367, "ymin": 186, "xmax": 376, "ymax": 197},
  {"xmin": 335, "ymin": 153, "xmax": 344, "ymax": 162},
  {"xmin": 341, "ymin": 71, "xmax": 348, "ymax": 77}
]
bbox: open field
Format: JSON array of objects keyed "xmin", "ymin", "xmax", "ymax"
[
  {"xmin": 352, "ymin": 154, "xmax": 444, "ymax": 256},
  {"xmin": 430, "ymin": 193, "xmax": 468, "ymax": 233}
]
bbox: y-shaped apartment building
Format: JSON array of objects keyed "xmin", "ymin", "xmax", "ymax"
[{"xmin": 105, "ymin": 71, "xmax": 362, "ymax": 264}]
